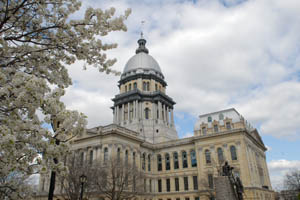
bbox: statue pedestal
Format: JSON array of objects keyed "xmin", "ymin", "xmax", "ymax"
[{"xmin": 214, "ymin": 176, "xmax": 237, "ymax": 200}]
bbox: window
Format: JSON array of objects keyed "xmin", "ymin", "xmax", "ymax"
[
  {"xmin": 176, "ymin": 198, "xmax": 180, "ymax": 200},
  {"xmin": 208, "ymin": 174, "xmax": 213, "ymax": 189},
  {"xmin": 174, "ymin": 152, "xmax": 179, "ymax": 169},
  {"xmin": 193, "ymin": 176, "xmax": 198, "ymax": 190},
  {"xmin": 175, "ymin": 177, "xmax": 180, "ymax": 191},
  {"xmin": 208, "ymin": 116, "xmax": 212, "ymax": 122},
  {"xmin": 104, "ymin": 148, "xmax": 108, "ymax": 162},
  {"xmin": 195, "ymin": 197, "xmax": 199, "ymax": 200},
  {"xmin": 182, "ymin": 151, "xmax": 188, "ymax": 168},
  {"xmin": 146, "ymin": 82, "xmax": 150, "ymax": 91},
  {"xmin": 148, "ymin": 154, "xmax": 151, "ymax": 171},
  {"xmin": 202, "ymin": 127, "xmax": 207, "ymax": 135},
  {"xmin": 226, "ymin": 122, "xmax": 231, "ymax": 130},
  {"xmin": 185, "ymin": 198, "xmax": 190, "ymax": 200},
  {"xmin": 166, "ymin": 178, "xmax": 170, "ymax": 192},
  {"xmin": 133, "ymin": 82, "xmax": 137, "ymax": 89},
  {"xmin": 149, "ymin": 179, "xmax": 152, "ymax": 192},
  {"xmin": 165, "ymin": 153, "xmax": 170, "ymax": 170},
  {"xmin": 205, "ymin": 150, "xmax": 211, "ymax": 164},
  {"xmin": 133, "ymin": 152, "xmax": 136, "ymax": 166},
  {"xmin": 144, "ymin": 179, "xmax": 146, "ymax": 192},
  {"xmin": 219, "ymin": 113, "xmax": 224, "ymax": 120},
  {"xmin": 217, "ymin": 148, "xmax": 224, "ymax": 163},
  {"xmin": 155, "ymin": 84, "xmax": 158, "ymax": 91},
  {"xmin": 145, "ymin": 108, "xmax": 150, "ymax": 119},
  {"xmin": 89, "ymin": 150, "xmax": 93, "ymax": 165},
  {"xmin": 129, "ymin": 83, "xmax": 132, "ymax": 91},
  {"xmin": 230, "ymin": 146, "xmax": 237, "ymax": 160},
  {"xmin": 157, "ymin": 154, "xmax": 162, "ymax": 171},
  {"xmin": 125, "ymin": 150, "xmax": 128, "ymax": 165},
  {"xmin": 191, "ymin": 150, "xmax": 197, "ymax": 167},
  {"xmin": 142, "ymin": 153, "xmax": 146, "ymax": 170},
  {"xmin": 143, "ymin": 82, "xmax": 147, "ymax": 91},
  {"xmin": 157, "ymin": 109, "xmax": 159, "ymax": 119},
  {"xmin": 158, "ymin": 179, "xmax": 162, "ymax": 192},
  {"xmin": 80, "ymin": 152, "xmax": 84, "ymax": 165},
  {"xmin": 184, "ymin": 177, "xmax": 189, "ymax": 191},
  {"xmin": 213, "ymin": 124, "xmax": 219, "ymax": 133},
  {"xmin": 117, "ymin": 148, "xmax": 121, "ymax": 161}
]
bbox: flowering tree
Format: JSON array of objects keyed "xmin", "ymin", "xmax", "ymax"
[{"xmin": 0, "ymin": 0, "xmax": 130, "ymax": 199}]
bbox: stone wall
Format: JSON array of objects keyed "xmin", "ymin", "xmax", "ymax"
[{"xmin": 214, "ymin": 176, "xmax": 237, "ymax": 200}]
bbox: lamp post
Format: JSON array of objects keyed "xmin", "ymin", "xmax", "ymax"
[{"xmin": 79, "ymin": 174, "xmax": 87, "ymax": 200}]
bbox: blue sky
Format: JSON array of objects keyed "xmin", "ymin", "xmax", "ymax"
[{"xmin": 62, "ymin": 0, "xmax": 300, "ymax": 189}]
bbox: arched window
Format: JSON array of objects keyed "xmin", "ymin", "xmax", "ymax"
[
  {"xmin": 155, "ymin": 84, "xmax": 158, "ymax": 91},
  {"xmin": 89, "ymin": 150, "xmax": 93, "ymax": 165},
  {"xmin": 146, "ymin": 82, "xmax": 150, "ymax": 91},
  {"xmin": 133, "ymin": 152, "xmax": 136, "ymax": 166},
  {"xmin": 143, "ymin": 82, "xmax": 147, "ymax": 91},
  {"xmin": 80, "ymin": 152, "xmax": 84, "ymax": 165},
  {"xmin": 129, "ymin": 83, "xmax": 132, "ymax": 91},
  {"xmin": 117, "ymin": 148, "xmax": 121, "ymax": 161},
  {"xmin": 133, "ymin": 82, "xmax": 137, "ymax": 89},
  {"xmin": 145, "ymin": 108, "xmax": 150, "ymax": 119},
  {"xmin": 125, "ymin": 150, "xmax": 128, "ymax": 165},
  {"xmin": 142, "ymin": 153, "xmax": 146, "ymax": 170},
  {"xmin": 230, "ymin": 146, "xmax": 237, "ymax": 160},
  {"xmin": 191, "ymin": 150, "xmax": 197, "ymax": 167},
  {"xmin": 125, "ymin": 85, "xmax": 127, "ymax": 92},
  {"xmin": 165, "ymin": 153, "xmax": 170, "ymax": 170},
  {"xmin": 148, "ymin": 154, "xmax": 151, "ymax": 171},
  {"xmin": 173, "ymin": 152, "xmax": 179, "ymax": 169},
  {"xmin": 182, "ymin": 151, "xmax": 188, "ymax": 168},
  {"xmin": 157, "ymin": 154, "xmax": 162, "ymax": 171},
  {"xmin": 217, "ymin": 148, "xmax": 224, "ymax": 163},
  {"xmin": 208, "ymin": 116, "xmax": 212, "ymax": 122},
  {"xmin": 219, "ymin": 113, "xmax": 224, "ymax": 120},
  {"xmin": 205, "ymin": 149, "xmax": 211, "ymax": 164},
  {"xmin": 104, "ymin": 147, "xmax": 108, "ymax": 162}
]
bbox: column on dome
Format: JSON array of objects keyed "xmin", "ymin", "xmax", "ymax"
[
  {"xmin": 171, "ymin": 109, "xmax": 174, "ymax": 127},
  {"xmin": 121, "ymin": 104, "xmax": 125, "ymax": 124},
  {"xmin": 162, "ymin": 104, "xmax": 165, "ymax": 122},
  {"xmin": 152, "ymin": 102, "xmax": 155, "ymax": 120},
  {"xmin": 128, "ymin": 102, "xmax": 130, "ymax": 122},
  {"xmin": 158, "ymin": 102, "xmax": 162, "ymax": 120},
  {"xmin": 133, "ymin": 100, "xmax": 136, "ymax": 119},
  {"xmin": 113, "ymin": 107, "xmax": 116, "ymax": 123},
  {"xmin": 167, "ymin": 106, "xmax": 170, "ymax": 126}
]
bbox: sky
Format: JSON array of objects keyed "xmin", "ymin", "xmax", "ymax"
[{"xmin": 61, "ymin": 0, "xmax": 300, "ymax": 190}]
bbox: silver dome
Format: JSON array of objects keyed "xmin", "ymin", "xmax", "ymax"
[{"xmin": 123, "ymin": 52, "xmax": 162, "ymax": 74}]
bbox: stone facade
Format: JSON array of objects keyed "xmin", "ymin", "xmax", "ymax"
[{"xmin": 39, "ymin": 37, "xmax": 275, "ymax": 200}]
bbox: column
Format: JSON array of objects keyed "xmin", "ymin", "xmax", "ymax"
[
  {"xmin": 133, "ymin": 101, "xmax": 136, "ymax": 119},
  {"xmin": 163, "ymin": 104, "xmax": 165, "ymax": 122},
  {"xmin": 166, "ymin": 106, "xmax": 170, "ymax": 125},
  {"xmin": 152, "ymin": 102, "xmax": 155, "ymax": 120},
  {"xmin": 128, "ymin": 102, "xmax": 130, "ymax": 122},
  {"xmin": 171, "ymin": 109, "xmax": 174, "ymax": 127},
  {"xmin": 158, "ymin": 102, "xmax": 162, "ymax": 120},
  {"xmin": 121, "ymin": 104, "xmax": 124, "ymax": 123}
]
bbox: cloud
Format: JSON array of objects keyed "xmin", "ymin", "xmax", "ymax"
[
  {"xmin": 182, "ymin": 132, "xmax": 194, "ymax": 138},
  {"xmin": 268, "ymin": 159, "xmax": 300, "ymax": 190},
  {"xmin": 61, "ymin": 0, "xmax": 300, "ymax": 141}
]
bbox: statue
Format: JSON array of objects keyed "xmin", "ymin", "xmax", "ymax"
[{"xmin": 222, "ymin": 161, "xmax": 234, "ymax": 176}]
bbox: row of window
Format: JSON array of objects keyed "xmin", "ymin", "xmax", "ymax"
[
  {"xmin": 207, "ymin": 113, "xmax": 224, "ymax": 122},
  {"xmin": 124, "ymin": 82, "xmax": 163, "ymax": 92},
  {"xmin": 201, "ymin": 122, "xmax": 232, "ymax": 135},
  {"xmin": 157, "ymin": 175, "xmax": 213, "ymax": 193},
  {"xmin": 80, "ymin": 145, "xmax": 237, "ymax": 170}
]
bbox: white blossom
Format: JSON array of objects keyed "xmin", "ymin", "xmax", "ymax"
[{"xmin": 0, "ymin": 0, "xmax": 130, "ymax": 199}]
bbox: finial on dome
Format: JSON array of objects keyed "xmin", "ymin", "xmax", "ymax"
[{"xmin": 136, "ymin": 21, "xmax": 149, "ymax": 54}]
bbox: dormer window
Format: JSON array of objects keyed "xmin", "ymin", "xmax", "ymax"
[
  {"xmin": 226, "ymin": 122, "xmax": 231, "ymax": 130},
  {"xmin": 129, "ymin": 83, "xmax": 131, "ymax": 91},
  {"xmin": 214, "ymin": 124, "xmax": 219, "ymax": 133},
  {"xmin": 133, "ymin": 82, "xmax": 137, "ymax": 89},
  {"xmin": 202, "ymin": 127, "xmax": 207, "ymax": 135},
  {"xmin": 219, "ymin": 113, "xmax": 224, "ymax": 120},
  {"xmin": 208, "ymin": 116, "xmax": 212, "ymax": 122}
]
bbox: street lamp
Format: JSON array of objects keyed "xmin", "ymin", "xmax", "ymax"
[{"xmin": 79, "ymin": 174, "xmax": 87, "ymax": 200}]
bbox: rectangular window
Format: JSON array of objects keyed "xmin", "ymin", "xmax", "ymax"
[
  {"xmin": 185, "ymin": 198, "xmax": 190, "ymax": 200},
  {"xmin": 144, "ymin": 179, "xmax": 146, "ymax": 192},
  {"xmin": 213, "ymin": 124, "xmax": 218, "ymax": 132},
  {"xmin": 158, "ymin": 179, "xmax": 162, "ymax": 192},
  {"xmin": 184, "ymin": 177, "xmax": 189, "ymax": 191},
  {"xmin": 202, "ymin": 127, "xmax": 207, "ymax": 135},
  {"xmin": 149, "ymin": 179, "xmax": 152, "ymax": 192},
  {"xmin": 195, "ymin": 197, "xmax": 200, "ymax": 200},
  {"xmin": 193, "ymin": 176, "xmax": 198, "ymax": 190},
  {"xmin": 226, "ymin": 122, "xmax": 231, "ymax": 130},
  {"xmin": 175, "ymin": 177, "xmax": 180, "ymax": 191},
  {"xmin": 166, "ymin": 178, "xmax": 170, "ymax": 192},
  {"xmin": 176, "ymin": 198, "xmax": 180, "ymax": 200},
  {"xmin": 208, "ymin": 174, "xmax": 213, "ymax": 189}
]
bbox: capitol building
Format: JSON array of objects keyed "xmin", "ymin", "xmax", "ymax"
[{"xmin": 39, "ymin": 36, "xmax": 275, "ymax": 200}]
